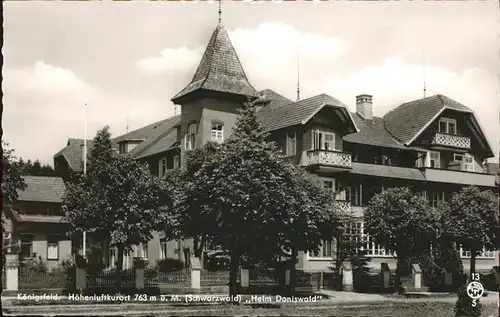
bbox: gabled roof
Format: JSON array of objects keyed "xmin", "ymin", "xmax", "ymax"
[
  {"xmin": 258, "ymin": 89, "xmax": 292, "ymax": 103},
  {"xmin": 257, "ymin": 93, "xmax": 359, "ymax": 133},
  {"xmin": 171, "ymin": 24, "xmax": 257, "ymax": 104},
  {"xmin": 53, "ymin": 138, "xmax": 95, "ymax": 172},
  {"xmin": 54, "ymin": 116, "xmax": 181, "ymax": 171},
  {"xmin": 343, "ymin": 113, "xmax": 425, "ymax": 152},
  {"xmin": 17, "ymin": 176, "xmax": 66, "ymax": 203},
  {"xmin": 384, "ymin": 94, "xmax": 472, "ymax": 145},
  {"xmin": 384, "ymin": 94, "xmax": 494, "ymax": 156}
]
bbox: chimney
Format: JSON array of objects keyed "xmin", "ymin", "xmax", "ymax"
[{"xmin": 356, "ymin": 94, "xmax": 373, "ymax": 120}]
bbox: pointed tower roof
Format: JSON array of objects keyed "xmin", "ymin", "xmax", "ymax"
[{"xmin": 171, "ymin": 24, "xmax": 257, "ymax": 104}]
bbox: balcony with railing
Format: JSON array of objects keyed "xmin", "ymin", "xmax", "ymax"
[
  {"xmin": 306, "ymin": 150, "xmax": 352, "ymax": 171},
  {"xmin": 334, "ymin": 200, "xmax": 351, "ymax": 215},
  {"xmin": 431, "ymin": 132, "xmax": 471, "ymax": 150}
]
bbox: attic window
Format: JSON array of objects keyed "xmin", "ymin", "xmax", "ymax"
[{"xmin": 438, "ymin": 118, "xmax": 457, "ymax": 135}]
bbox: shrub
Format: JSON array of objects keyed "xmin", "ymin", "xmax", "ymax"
[
  {"xmin": 22, "ymin": 256, "xmax": 48, "ymax": 273},
  {"xmin": 155, "ymin": 258, "xmax": 185, "ymax": 273},
  {"xmin": 454, "ymin": 283, "xmax": 482, "ymax": 316}
]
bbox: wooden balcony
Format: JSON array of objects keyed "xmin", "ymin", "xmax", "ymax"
[
  {"xmin": 306, "ymin": 150, "xmax": 352, "ymax": 172},
  {"xmin": 431, "ymin": 132, "xmax": 471, "ymax": 150},
  {"xmin": 334, "ymin": 200, "xmax": 351, "ymax": 215}
]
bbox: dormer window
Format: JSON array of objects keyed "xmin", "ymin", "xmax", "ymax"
[
  {"xmin": 185, "ymin": 123, "xmax": 196, "ymax": 150},
  {"xmin": 438, "ymin": 118, "xmax": 457, "ymax": 135},
  {"xmin": 211, "ymin": 123, "xmax": 224, "ymax": 143},
  {"xmin": 312, "ymin": 130, "xmax": 335, "ymax": 151}
]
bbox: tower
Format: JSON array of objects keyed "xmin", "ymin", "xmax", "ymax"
[{"xmin": 171, "ymin": 13, "xmax": 257, "ymax": 157}]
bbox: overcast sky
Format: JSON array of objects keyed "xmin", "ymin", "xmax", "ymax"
[{"xmin": 3, "ymin": 1, "xmax": 499, "ymax": 165}]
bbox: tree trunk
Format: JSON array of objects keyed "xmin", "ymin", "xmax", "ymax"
[
  {"xmin": 395, "ymin": 254, "xmax": 403, "ymax": 294},
  {"xmin": 115, "ymin": 245, "xmax": 124, "ymax": 294},
  {"xmin": 290, "ymin": 248, "xmax": 297, "ymax": 292},
  {"xmin": 229, "ymin": 236, "xmax": 240, "ymax": 298},
  {"xmin": 470, "ymin": 248, "xmax": 476, "ymax": 275}
]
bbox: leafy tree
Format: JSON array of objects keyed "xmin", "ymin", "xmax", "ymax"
[
  {"xmin": 364, "ymin": 187, "xmax": 438, "ymax": 292},
  {"xmin": 2, "ymin": 141, "xmax": 27, "ymax": 264},
  {"xmin": 18, "ymin": 158, "xmax": 57, "ymax": 177},
  {"xmin": 192, "ymin": 101, "xmax": 340, "ymax": 296},
  {"xmin": 2, "ymin": 141, "xmax": 27, "ymax": 205},
  {"xmin": 440, "ymin": 186, "xmax": 499, "ymax": 274},
  {"xmin": 162, "ymin": 142, "xmax": 220, "ymax": 259},
  {"xmin": 62, "ymin": 127, "xmax": 172, "ymax": 291}
]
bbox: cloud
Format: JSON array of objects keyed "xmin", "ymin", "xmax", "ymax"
[
  {"xmin": 137, "ymin": 47, "xmax": 203, "ymax": 74},
  {"xmin": 137, "ymin": 21, "xmax": 499, "ymax": 159},
  {"xmin": 3, "ymin": 61, "xmax": 173, "ymax": 165},
  {"xmin": 136, "ymin": 22, "xmax": 347, "ymax": 78}
]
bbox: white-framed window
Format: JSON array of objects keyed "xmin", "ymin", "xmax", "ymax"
[
  {"xmin": 438, "ymin": 118, "xmax": 457, "ymax": 135},
  {"xmin": 428, "ymin": 191, "xmax": 444, "ymax": 208},
  {"xmin": 344, "ymin": 221, "xmax": 395, "ymax": 257},
  {"xmin": 109, "ymin": 248, "xmax": 131, "ymax": 268},
  {"xmin": 342, "ymin": 185, "xmax": 360, "ymax": 206},
  {"xmin": 311, "ymin": 240, "xmax": 333, "ymax": 258},
  {"xmin": 286, "ymin": 132, "xmax": 297, "ymax": 156},
  {"xmin": 185, "ymin": 123, "xmax": 197, "ymax": 150},
  {"xmin": 173, "ymin": 155, "xmax": 180, "ymax": 169},
  {"xmin": 159, "ymin": 157, "xmax": 167, "ymax": 177},
  {"xmin": 323, "ymin": 180, "xmax": 334, "ymax": 192},
  {"xmin": 454, "ymin": 153, "xmax": 474, "ymax": 172},
  {"xmin": 47, "ymin": 236, "xmax": 59, "ymax": 260},
  {"xmin": 160, "ymin": 238, "xmax": 168, "ymax": 260},
  {"xmin": 311, "ymin": 130, "xmax": 335, "ymax": 151},
  {"xmin": 211, "ymin": 123, "xmax": 224, "ymax": 143},
  {"xmin": 427, "ymin": 151, "xmax": 441, "ymax": 168},
  {"xmin": 460, "ymin": 246, "xmax": 496, "ymax": 259},
  {"xmin": 109, "ymin": 248, "xmax": 116, "ymax": 268},
  {"xmin": 123, "ymin": 250, "xmax": 131, "ymax": 269},
  {"xmin": 20, "ymin": 234, "xmax": 33, "ymax": 258}
]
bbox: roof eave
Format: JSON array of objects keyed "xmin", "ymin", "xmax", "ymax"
[{"xmin": 300, "ymin": 103, "xmax": 360, "ymax": 133}]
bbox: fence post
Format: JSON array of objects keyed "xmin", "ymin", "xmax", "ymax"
[
  {"xmin": 319, "ymin": 271, "xmax": 324, "ymax": 290},
  {"xmin": 134, "ymin": 257, "xmax": 145, "ymax": 291},
  {"xmin": 381, "ymin": 263, "xmax": 390, "ymax": 289},
  {"xmin": 341, "ymin": 261, "xmax": 353, "ymax": 292},
  {"xmin": 412, "ymin": 263, "xmax": 422, "ymax": 289},
  {"xmin": 285, "ymin": 269, "xmax": 291, "ymax": 287},
  {"xmin": 190, "ymin": 257, "xmax": 201, "ymax": 291},
  {"xmin": 75, "ymin": 255, "xmax": 87, "ymax": 292},
  {"xmin": 240, "ymin": 265, "xmax": 249, "ymax": 289},
  {"xmin": 5, "ymin": 253, "xmax": 19, "ymax": 291}
]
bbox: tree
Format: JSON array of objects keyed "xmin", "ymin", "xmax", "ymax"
[
  {"xmin": 162, "ymin": 142, "xmax": 220, "ymax": 259},
  {"xmin": 18, "ymin": 158, "xmax": 57, "ymax": 177},
  {"xmin": 62, "ymin": 127, "xmax": 171, "ymax": 291},
  {"xmin": 364, "ymin": 187, "xmax": 438, "ymax": 292},
  {"xmin": 2, "ymin": 141, "xmax": 27, "ymax": 205},
  {"xmin": 440, "ymin": 186, "xmax": 499, "ymax": 274},
  {"xmin": 2, "ymin": 141, "xmax": 27, "ymax": 264},
  {"xmin": 192, "ymin": 101, "xmax": 341, "ymax": 296}
]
